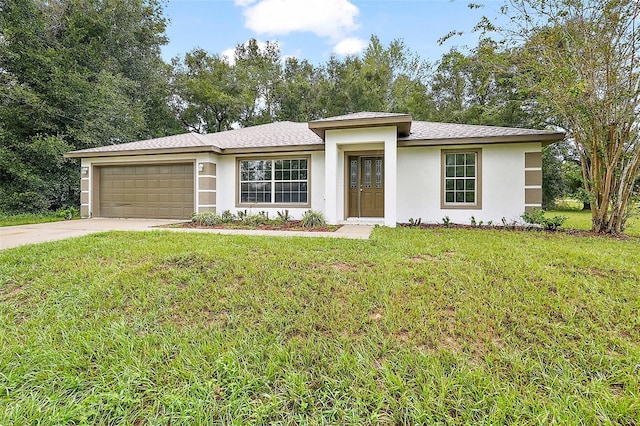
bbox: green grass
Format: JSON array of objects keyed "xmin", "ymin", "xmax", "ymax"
[
  {"xmin": 552, "ymin": 198, "xmax": 585, "ymax": 211},
  {"xmin": 0, "ymin": 211, "xmax": 78, "ymax": 227},
  {"xmin": 1, "ymin": 228, "xmax": 639, "ymax": 424},
  {"xmin": 547, "ymin": 209, "xmax": 640, "ymax": 236}
]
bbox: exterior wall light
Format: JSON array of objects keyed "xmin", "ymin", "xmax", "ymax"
[
  {"xmin": 198, "ymin": 163, "xmax": 204, "ymax": 172},
  {"xmin": 81, "ymin": 167, "xmax": 89, "ymax": 175}
]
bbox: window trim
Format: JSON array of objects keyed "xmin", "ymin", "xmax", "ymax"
[
  {"xmin": 441, "ymin": 149, "xmax": 482, "ymax": 210},
  {"xmin": 236, "ymin": 155, "xmax": 311, "ymax": 208}
]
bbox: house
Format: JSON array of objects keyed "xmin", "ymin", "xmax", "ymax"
[{"xmin": 64, "ymin": 112, "xmax": 565, "ymax": 227}]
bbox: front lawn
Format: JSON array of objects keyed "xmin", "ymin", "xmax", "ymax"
[{"xmin": 1, "ymin": 228, "xmax": 638, "ymax": 424}]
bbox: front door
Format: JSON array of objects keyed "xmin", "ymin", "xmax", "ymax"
[{"xmin": 348, "ymin": 156, "xmax": 384, "ymax": 218}]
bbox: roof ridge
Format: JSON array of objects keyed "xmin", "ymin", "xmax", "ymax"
[{"xmin": 190, "ymin": 131, "xmax": 216, "ymax": 146}]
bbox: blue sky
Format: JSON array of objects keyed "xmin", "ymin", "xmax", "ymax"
[{"xmin": 161, "ymin": 0, "xmax": 505, "ymax": 65}]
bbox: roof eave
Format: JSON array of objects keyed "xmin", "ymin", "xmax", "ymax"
[
  {"xmin": 220, "ymin": 144, "xmax": 325, "ymax": 155},
  {"xmin": 308, "ymin": 115, "xmax": 413, "ymax": 139},
  {"xmin": 398, "ymin": 132, "xmax": 565, "ymax": 147},
  {"xmin": 64, "ymin": 145, "xmax": 222, "ymax": 158}
]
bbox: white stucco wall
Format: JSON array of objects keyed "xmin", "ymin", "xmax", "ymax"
[
  {"xmin": 396, "ymin": 142, "xmax": 541, "ymax": 224},
  {"xmin": 215, "ymin": 151, "xmax": 325, "ymax": 220}
]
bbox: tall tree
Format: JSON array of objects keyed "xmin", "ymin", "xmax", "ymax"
[
  {"xmin": 171, "ymin": 49, "xmax": 241, "ymax": 133},
  {"xmin": 276, "ymin": 57, "xmax": 323, "ymax": 122},
  {"xmin": 480, "ymin": 0, "xmax": 640, "ymax": 233},
  {"xmin": 233, "ymin": 39, "xmax": 283, "ymax": 127},
  {"xmin": 0, "ymin": 0, "xmax": 179, "ymax": 213}
]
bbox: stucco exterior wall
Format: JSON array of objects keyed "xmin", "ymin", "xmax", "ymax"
[
  {"xmin": 396, "ymin": 142, "xmax": 541, "ymax": 224},
  {"xmin": 215, "ymin": 151, "xmax": 325, "ymax": 220}
]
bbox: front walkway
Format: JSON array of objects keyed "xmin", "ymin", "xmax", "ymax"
[{"xmin": 0, "ymin": 219, "xmax": 374, "ymax": 250}]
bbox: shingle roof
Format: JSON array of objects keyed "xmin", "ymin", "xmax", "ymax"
[
  {"xmin": 66, "ymin": 122, "xmax": 323, "ymax": 156},
  {"xmin": 66, "ymin": 114, "xmax": 564, "ymax": 158},
  {"xmin": 204, "ymin": 121, "xmax": 322, "ymax": 149},
  {"xmin": 70, "ymin": 132, "xmax": 211, "ymax": 153},
  {"xmin": 403, "ymin": 121, "xmax": 562, "ymax": 141}
]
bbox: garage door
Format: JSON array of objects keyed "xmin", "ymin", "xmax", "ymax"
[{"xmin": 99, "ymin": 164, "xmax": 194, "ymax": 219}]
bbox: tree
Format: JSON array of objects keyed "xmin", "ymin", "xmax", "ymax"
[
  {"xmin": 276, "ymin": 57, "xmax": 324, "ymax": 122},
  {"xmin": 171, "ymin": 49, "xmax": 241, "ymax": 133},
  {"xmin": 313, "ymin": 36, "xmax": 433, "ymax": 119},
  {"xmin": 487, "ymin": 0, "xmax": 640, "ymax": 233},
  {"xmin": 0, "ymin": 0, "xmax": 179, "ymax": 213},
  {"xmin": 233, "ymin": 39, "xmax": 283, "ymax": 127}
]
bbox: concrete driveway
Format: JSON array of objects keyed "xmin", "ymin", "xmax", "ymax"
[
  {"xmin": 0, "ymin": 218, "xmax": 184, "ymax": 250},
  {"xmin": 0, "ymin": 219, "xmax": 374, "ymax": 250}
]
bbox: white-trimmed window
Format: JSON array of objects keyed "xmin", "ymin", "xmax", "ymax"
[
  {"xmin": 238, "ymin": 158, "xmax": 309, "ymax": 205},
  {"xmin": 442, "ymin": 149, "xmax": 482, "ymax": 209}
]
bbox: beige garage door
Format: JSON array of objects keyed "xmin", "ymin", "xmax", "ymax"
[{"xmin": 99, "ymin": 164, "xmax": 194, "ymax": 219}]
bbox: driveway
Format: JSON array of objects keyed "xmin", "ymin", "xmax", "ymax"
[
  {"xmin": 0, "ymin": 219, "xmax": 374, "ymax": 250},
  {"xmin": 0, "ymin": 218, "xmax": 184, "ymax": 250}
]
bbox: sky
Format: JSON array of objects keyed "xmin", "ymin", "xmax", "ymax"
[{"xmin": 161, "ymin": 0, "xmax": 505, "ymax": 65}]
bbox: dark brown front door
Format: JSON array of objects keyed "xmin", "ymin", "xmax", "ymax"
[{"xmin": 348, "ymin": 156, "xmax": 384, "ymax": 218}]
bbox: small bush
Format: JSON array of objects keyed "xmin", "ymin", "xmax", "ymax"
[
  {"xmin": 191, "ymin": 212, "xmax": 221, "ymax": 226},
  {"xmin": 408, "ymin": 217, "xmax": 422, "ymax": 227},
  {"xmin": 521, "ymin": 209, "xmax": 567, "ymax": 231},
  {"xmin": 243, "ymin": 212, "xmax": 269, "ymax": 227},
  {"xmin": 301, "ymin": 210, "xmax": 326, "ymax": 228},
  {"xmin": 442, "ymin": 216, "xmax": 451, "ymax": 227},
  {"xmin": 220, "ymin": 210, "xmax": 237, "ymax": 223},
  {"xmin": 57, "ymin": 206, "xmax": 79, "ymax": 220}
]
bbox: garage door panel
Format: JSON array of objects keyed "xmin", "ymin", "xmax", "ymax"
[{"xmin": 99, "ymin": 163, "xmax": 194, "ymax": 219}]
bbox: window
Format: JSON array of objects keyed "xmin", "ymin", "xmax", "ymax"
[
  {"xmin": 442, "ymin": 150, "xmax": 481, "ymax": 209},
  {"xmin": 239, "ymin": 158, "xmax": 309, "ymax": 205}
]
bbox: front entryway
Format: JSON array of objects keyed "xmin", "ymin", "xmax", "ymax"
[{"xmin": 348, "ymin": 156, "xmax": 384, "ymax": 218}]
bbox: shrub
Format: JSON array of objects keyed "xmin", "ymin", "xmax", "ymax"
[
  {"xmin": 243, "ymin": 212, "xmax": 269, "ymax": 227},
  {"xmin": 277, "ymin": 209, "xmax": 291, "ymax": 223},
  {"xmin": 191, "ymin": 212, "xmax": 221, "ymax": 226},
  {"xmin": 521, "ymin": 209, "xmax": 567, "ymax": 231},
  {"xmin": 301, "ymin": 210, "xmax": 326, "ymax": 228},
  {"xmin": 57, "ymin": 206, "xmax": 79, "ymax": 220},
  {"xmin": 220, "ymin": 210, "xmax": 237, "ymax": 223}
]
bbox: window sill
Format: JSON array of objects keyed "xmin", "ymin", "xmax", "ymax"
[{"xmin": 441, "ymin": 203, "xmax": 482, "ymax": 210}]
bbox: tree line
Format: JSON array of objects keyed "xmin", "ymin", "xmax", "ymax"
[{"xmin": 1, "ymin": 0, "xmax": 638, "ymax": 233}]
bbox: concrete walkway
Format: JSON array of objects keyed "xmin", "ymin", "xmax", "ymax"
[{"xmin": 0, "ymin": 218, "xmax": 374, "ymax": 250}]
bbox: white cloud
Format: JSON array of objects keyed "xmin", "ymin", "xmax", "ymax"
[
  {"xmin": 332, "ymin": 37, "xmax": 367, "ymax": 56},
  {"xmin": 239, "ymin": 0, "xmax": 360, "ymax": 41}
]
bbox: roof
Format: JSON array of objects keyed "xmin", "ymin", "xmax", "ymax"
[
  {"xmin": 206, "ymin": 121, "xmax": 322, "ymax": 150},
  {"xmin": 65, "ymin": 113, "xmax": 564, "ymax": 158},
  {"xmin": 309, "ymin": 112, "xmax": 413, "ymax": 138},
  {"xmin": 402, "ymin": 121, "xmax": 564, "ymax": 144},
  {"xmin": 65, "ymin": 122, "xmax": 324, "ymax": 158}
]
